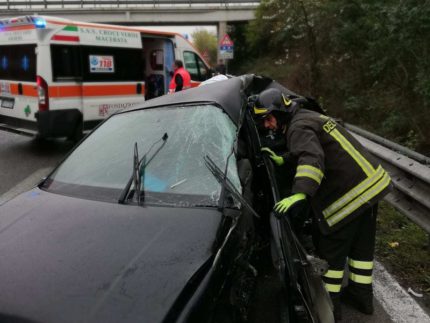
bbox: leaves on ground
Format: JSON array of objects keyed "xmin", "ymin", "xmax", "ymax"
[{"xmin": 376, "ymin": 202, "xmax": 430, "ymax": 307}]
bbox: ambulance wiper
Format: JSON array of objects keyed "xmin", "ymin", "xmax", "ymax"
[
  {"xmin": 204, "ymin": 155, "xmax": 260, "ymax": 219},
  {"xmin": 118, "ymin": 133, "xmax": 168, "ymax": 205}
]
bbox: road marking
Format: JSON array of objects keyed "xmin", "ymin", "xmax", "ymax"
[
  {"xmin": 0, "ymin": 167, "xmax": 52, "ymax": 206},
  {"xmin": 374, "ymin": 260, "xmax": 430, "ymax": 323}
]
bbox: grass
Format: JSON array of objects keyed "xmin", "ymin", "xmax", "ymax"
[{"xmin": 376, "ymin": 202, "xmax": 430, "ymax": 305}]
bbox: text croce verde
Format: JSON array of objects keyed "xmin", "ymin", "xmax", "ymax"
[{"xmin": 79, "ymin": 27, "xmax": 139, "ymax": 44}]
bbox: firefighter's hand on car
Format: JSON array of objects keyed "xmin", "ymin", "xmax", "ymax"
[
  {"xmin": 274, "ymin": 193, "xmax": 307, "ymax": 218},
  {"xmin": 261, "ymin": 147, "xmax": 284, "ymax": 166}
]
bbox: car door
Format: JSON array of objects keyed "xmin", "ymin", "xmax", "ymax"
[{"xmin": 243, "ymin": 109, "xmax": 334, "ymax": 323}]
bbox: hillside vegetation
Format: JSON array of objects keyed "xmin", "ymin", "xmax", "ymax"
[{"xmin": 231, "ymin": 0, "xmax": 430, "ymax": 155}]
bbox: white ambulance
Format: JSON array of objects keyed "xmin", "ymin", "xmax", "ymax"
[{"xmin": 0, "ymin": 16, "xmax": 212, "ymax": 140}]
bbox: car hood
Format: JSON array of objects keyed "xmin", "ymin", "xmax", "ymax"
[{"xmin": 0, "ymin": 188, "xmax": 222, "ymax": 323}]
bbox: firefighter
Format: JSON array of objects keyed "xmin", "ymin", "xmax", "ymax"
[
  {"xmin": 168, "ymin": 59, "xmax": 191, "ymax": 93},
  {"xmin": 252, "ymin": 88, "xmax": 392, "ymax": 321}
]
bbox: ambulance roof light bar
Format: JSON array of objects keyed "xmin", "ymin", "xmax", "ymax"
[
  {"xmin": 0, "ymin": 16, "xmax": 46, "ymax": 29},
  {"xmin": 32, "ymin": 17, "xmax": 46, "ymax": 29}
]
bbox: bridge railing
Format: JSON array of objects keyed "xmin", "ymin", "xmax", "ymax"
[
  {"xmin": 345, "ymin": 123, "xmax": 430, "ymax": 234},
  {"xmin": 2, "ymin": 0, "xmax": 261, "ymax": 9}
]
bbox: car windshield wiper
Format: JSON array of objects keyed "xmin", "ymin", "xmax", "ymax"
[
  {"xmin": 118, "ymin": 133, "xmax": 168, "ymax": 205},
  {"xmin": 204, "ymin": 155, "xmax": 260, "ymax": 219}
]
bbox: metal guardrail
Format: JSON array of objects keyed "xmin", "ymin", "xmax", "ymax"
[
  {"xmin": 2, "ymin": 0, "xmax": 260, "ymax": 9},
  {"xmin": 346, "ymin": 124, "xmax": 430, "ymax": 233},
  {"xmin": 345, "ymin": 123, "xmax": 430, "ymax": 165}
]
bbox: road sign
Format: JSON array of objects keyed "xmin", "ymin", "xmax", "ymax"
[{"xmin": 219, "ymin": 33, "xmax": 234, "ymax": 59}]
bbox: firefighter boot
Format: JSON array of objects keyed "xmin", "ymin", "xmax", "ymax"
[
  {"xmin": 332, "ymin": 296, "xmax": 342, "ymax": 322},
  {"xmin": 341, "ymin": 286, "xmax": 374, "ymax": 315}
]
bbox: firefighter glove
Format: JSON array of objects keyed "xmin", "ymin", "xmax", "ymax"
[
  {"xmin": 261, "ymin": 147, "xmax": 284, "ymax": 166},
  {"xmin": 274, "ymin": 193, "xmax": 306, "ymax": 214}
]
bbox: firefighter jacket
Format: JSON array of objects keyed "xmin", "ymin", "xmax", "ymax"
[
  {"xmin": 168, "ymin": 67, "xmax": 191, "ymax": 93},
  {"xmin": 285, "ymin": 108, "xmax": 392, "ymax": 235}
]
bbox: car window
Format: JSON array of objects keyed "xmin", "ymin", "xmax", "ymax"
[{"xmin": 46, "ymin": 105, "xmax": 241, "ymax": 206}]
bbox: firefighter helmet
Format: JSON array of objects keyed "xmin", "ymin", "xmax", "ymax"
[{"xmin": 253, "ymin": 88, "xmax": 292, "ymax": 118}]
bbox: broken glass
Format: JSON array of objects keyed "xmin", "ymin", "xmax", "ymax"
[{"xmin": 48, "ymin": 104, "xmax": 241, "ymax": 206}]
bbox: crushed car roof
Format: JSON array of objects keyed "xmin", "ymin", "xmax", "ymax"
[
  {"xmin": 128, "ymin": 76, "xmax": 247, "ymax": 125},
  {"xmin": 125, "ymin": 74, "xmax": 304, "ymax": 125}
]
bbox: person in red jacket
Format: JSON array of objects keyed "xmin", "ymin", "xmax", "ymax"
[{"xmin": 168, "ymin": 60, "xmax": 191, "ymax": 93}]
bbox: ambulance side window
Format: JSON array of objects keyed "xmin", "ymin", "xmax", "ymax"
[
  {"xmin": 80, "ymin": 46, "xmax": 144, "ymax": 82},
  {"xmin": 197, "ymin": 57, "xmax": 209, "ymax": 81},
  {"xmin": 183, "ymin": 51, "xmax": 198, "ymax": 80},
  {"xmin": 183, "ymin": 51, "xmax": 209, "ymax": 81},
  {"xmin": 51, "ymin": 45, "xmax": 82, "ymax": 81}
]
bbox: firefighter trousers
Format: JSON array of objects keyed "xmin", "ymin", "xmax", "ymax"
[{"xmin": 314, "ymin": 204, "xmax": 378, "ymax": 299}]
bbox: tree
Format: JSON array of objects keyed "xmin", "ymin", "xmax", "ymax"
[
  {"xmin": 243, "ymin": 0, "xmax": 430, "ymax": 154},
  {"xmin": 191, "ymin": 29, "xmax": 218, "ymax": 66}
]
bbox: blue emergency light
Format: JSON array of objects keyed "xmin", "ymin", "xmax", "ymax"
[
  {"xmin": 22, "ymin": 56, "xmax": 29, "ymax": 71},
  {"xmin": 33, "ymin": 17, "xmax": 46, "ymax": 29},
  {"xmin": 1, "ymin": 56, "xmax": 8, "ymax": 70}
]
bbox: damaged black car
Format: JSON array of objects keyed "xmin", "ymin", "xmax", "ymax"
[{"xmin": 0, "ymin": 75, "xmax": 333, "ymax": 323}]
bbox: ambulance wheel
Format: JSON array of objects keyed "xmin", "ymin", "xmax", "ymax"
[
  {"xmin": 68, "ymin": 120, "xmax": 83, "ymax": 143},
  {"xmin": 33, "ymin": 134, "xmax": 47, "ymax": 143}
]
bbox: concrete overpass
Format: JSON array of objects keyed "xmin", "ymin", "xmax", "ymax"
[
  {"xmin": 0, "ymin": 1, "xmax": 259, "ymax": 25},
  {"xmin": 0, "ymin": 1, "xmax": 259, "ymax": 60}
]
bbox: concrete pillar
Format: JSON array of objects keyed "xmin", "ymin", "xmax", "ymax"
[{"xmin": 217, "ymin": 21, "xmax": 227, "ymax": 62}]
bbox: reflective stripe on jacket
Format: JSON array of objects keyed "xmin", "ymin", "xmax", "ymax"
[
  {"xmin": 168, "ymin": 67, "xmax": 191, "ymax": 93},
  {"xmin": 286, "ymin": 109, "xmax": 392, "ymax": 235}
]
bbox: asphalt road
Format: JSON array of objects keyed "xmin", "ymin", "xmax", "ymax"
[
  {"xmin": 0, "ymin": 132, "xmax": 74, "ymax": 196},
  {"xmin": 0, "ymin": 130, "xmax": 415, "ymax": 323}
]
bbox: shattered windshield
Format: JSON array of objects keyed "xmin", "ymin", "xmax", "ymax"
[{"xmin": 45, "ymin": 105, "xmax": 241, "ymax": 207}]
